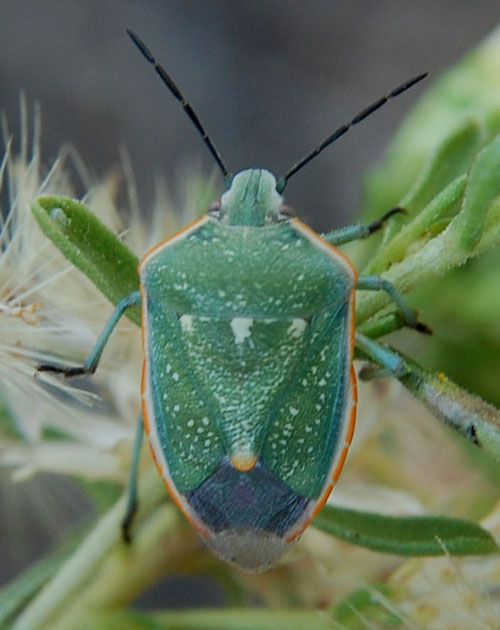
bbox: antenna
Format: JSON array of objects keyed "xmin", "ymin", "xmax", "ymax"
[
  {"xmin": 277, "ymin": 72, "xmax": 428, "ymax": 192},
  {"xmin": 127, "ymin": 29, "xmax": 230, "ymax": 181}
]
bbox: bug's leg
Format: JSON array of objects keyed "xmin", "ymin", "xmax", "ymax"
[
  {"xmin": 355, "ymin": 331, "xmax": 407, "ymax": 378},
  {"xmin": 356, "ymin": 275, "xmax": 430, "ymax": 334},
  {"xmin": 323, "ymin": 207, "xmax": 404, "ymax": 246},
  {"xmin": 37, "ymin": 290, "xmax": 141, "ymax": 377},
  {"xmin": 122, "ymin": 413, "xmax": 144, "ymax": 544}
]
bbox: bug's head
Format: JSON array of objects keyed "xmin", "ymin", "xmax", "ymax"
[{"xmin": 219, "ymin": 169, "xmax": 283, "ymax": 227}]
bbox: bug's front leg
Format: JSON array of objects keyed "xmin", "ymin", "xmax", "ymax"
[
  {"xmin": 323, "ymin": 207, "xmax": 404, "ymax": 246},
  {"xmin": 37, "ymin": 291, "xmax": 141, "ymax": 377}
]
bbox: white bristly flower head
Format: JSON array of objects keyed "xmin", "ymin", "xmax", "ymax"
[{"xmin": 0, "ymin": 99, "xmax": 216, "ymax": 484}]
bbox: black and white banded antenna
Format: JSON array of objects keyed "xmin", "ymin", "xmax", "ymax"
[
  {"xmin": 277, "ymin": 72, "xmax": 428, "ymax": 193},
  {"xmin": 127, "ymin": 29, "xmax": 231, "ymax": 183}
]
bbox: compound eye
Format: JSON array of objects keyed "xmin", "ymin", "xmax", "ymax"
[
  {"xmin": 207, "ymin": 201, "xmax": 221, "ymax": 217},
  {"xmin": 277, "ymin": 204, "xmax": 295, "ymax": 221}
]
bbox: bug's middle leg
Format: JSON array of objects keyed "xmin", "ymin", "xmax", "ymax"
[
  {"xmin": 356, "ymin": 275, "xmax": 430, "ymax": 333},
  {"xmin": 37, "ymin": 290, "xmax": 141, "ymax": 377}
]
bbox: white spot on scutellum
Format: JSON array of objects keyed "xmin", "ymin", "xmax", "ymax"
[
  {"xmin": 287, "ymin": 318, "xmax": 307, "ymax": 338},
  {"xmin": 180, "ymin": 314, "xmax": 194, "ymax": 333},
  {"xmin": 230, "ymin": 317, "xmax": 254, "ymax": 344}
]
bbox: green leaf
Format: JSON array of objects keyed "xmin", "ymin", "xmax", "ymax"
[
  {"xmin": 70, "ymin": 609, "xmax": 335, "ymax": 630},
  {"xmin": 313, "ymin": 505, "xmax": 498, "ymax": 555},
  {"xmin": 0, "ymin": 399, "xmax": 23, "ymax": 440},
  {"xmin": 0, "ymin": 534, "xmax": 80, "ymax": 630},
  {"xmin": 400, "ymin": 118, "xmax": 482, "ymax": 216},
  {"xmin": 361, "ymin": 31, "xmax": 500, "ymax": 226},
  {"xmin": 355, "ymin": 190, "xmax": 500, "ymax": 325},
  {"xmin": 333, "ymin": 585, "xmax": 402, "ymax": 630},
  {"xmin": 367, "ymin": 173, "xmax": 467, "ymax": 273},
  {"xmin": 31, "ymin": 196, "xmax": 140, "ymax": 325},
  {"xmin": 455, "ymin": 132, "xmax": 500, "ymax": 250},
  {"xmin": 357, "ymin": 310, "xmax": 407, "ymax": 338}
]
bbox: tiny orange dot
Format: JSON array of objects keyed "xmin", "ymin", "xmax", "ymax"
[{"xmin": 231, "ymin": 453, "xmax": 258, "ymax": 471}]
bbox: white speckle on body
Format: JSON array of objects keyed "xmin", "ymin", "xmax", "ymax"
[
  {"xmin": 174, "ymin": 282, "xmax": 188, "ymax": 291},
  {"xmin": 173, "ymin": 372, "xmax": 180, "ymax": 382},
  {"xmin": 230, "ymin": 317, "xmax": 254, "ymax": 344}
]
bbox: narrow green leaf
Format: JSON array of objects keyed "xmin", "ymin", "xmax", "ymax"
[
  {"xmin": 333, "ymin": 585, "xmax": 402, "ymax": 629},
  {"xmin": 10, "ymin": 469, "xmax": 168, "ymax": 630},
  {"xmin": 367, "ymin": 174, "xmax": 466, "ymax": 273},
  {"xmin": 355, "ymin": 191, "xmax": 500, "ymax": 325},
  {"xmin": 0, "ymin": 535, "xmax": 79, "ymax": 630},
  {"xmin": 456, "ymin": 132, "xmax": 500, "ymax": 250},
  {"xmin": 360, "ymin": 31, "xmax": 500, "ymax": 227},
  {"xmin": 400, "ymin": 119, "xmax": 482, "ymax": 216},
  {"xmin": 0, "ymin": 399, "xmax": 23, "ymax": 440},
  {"xmin": 357, "ymin": 310, "xmax": 407, "ymax": 339},
  {"xmin": 372, "ymin": 120, "xmax": 482, "ymax": 250},
  {"xmin": 31, "ymin": 196, "xmax": 140, "ymax": 325},
  {"xmin": 313, "ymin": 505, "xmax": 498, "ymax": 556},
  {"xmin": 71, "ymin": 609, "xmax": 334, "ymax": 630}
]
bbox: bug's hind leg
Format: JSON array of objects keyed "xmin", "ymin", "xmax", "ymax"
[
  {"xmin": 355, "ymin": 332, "xmax": 407, "ymax": 378},
  {"xmin": 122, "ymin": 413, "xmax": 145, "ymax": 544}
]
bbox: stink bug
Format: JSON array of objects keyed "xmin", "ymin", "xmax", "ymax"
[{"xmin": 39, "ymin": 30, "xmax": 428, "ymax": 571}]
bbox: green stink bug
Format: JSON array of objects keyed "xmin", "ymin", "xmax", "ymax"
[{"xmin": 39, "ymin": 31, "xmax": 427, "ymax": 572}]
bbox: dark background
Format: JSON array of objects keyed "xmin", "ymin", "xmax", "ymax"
[
  {"xmin": 2, "ymin": 1, "xmax": 500, "ymax": 232},
  {"xmin": 1, "ymin": 0, "xmax": 500, "ymax": 604}
]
